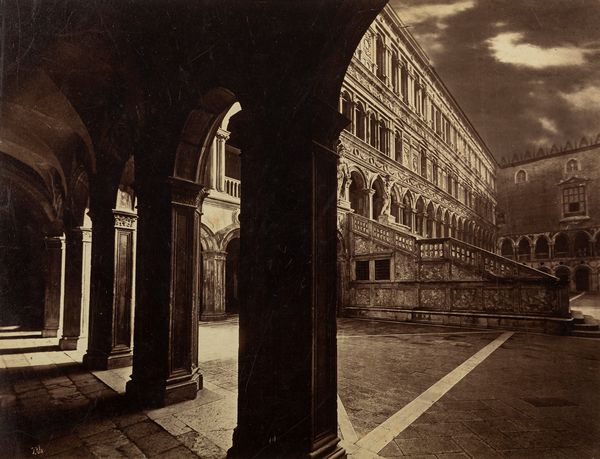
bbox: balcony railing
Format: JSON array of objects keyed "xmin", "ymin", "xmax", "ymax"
[{"xmin": 224, "ymin": 177, "xmax": 241, "ymax": 198}]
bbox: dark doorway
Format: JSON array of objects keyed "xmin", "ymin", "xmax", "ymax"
[
  {"xmin": 575, "ymin": 267, "xmax": 590, "ymax": 292},
  {"xmin": 225, "ymin": 237, "xmax": 240, "ymax": 314}
]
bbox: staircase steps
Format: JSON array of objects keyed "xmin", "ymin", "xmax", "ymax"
[{"xmin": 570, "ymin": 312, "xmax": 600, "ymax": 338}]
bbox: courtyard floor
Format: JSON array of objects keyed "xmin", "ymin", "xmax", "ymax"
[{"xmin": 1, "ymin": 310, "xmax": 599, "ymax": 458}]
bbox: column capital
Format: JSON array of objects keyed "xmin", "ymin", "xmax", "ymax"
[
  {"xmin": 168, "ymin": 177, "xmax": 210, "ymax": 208},
  {"xmin": 216, "ymin": 128, "xmax": 230, "ymax": 141},
  {"xmin": 113, "ymin": 209, "xmax": 138, "ymax": 230}
]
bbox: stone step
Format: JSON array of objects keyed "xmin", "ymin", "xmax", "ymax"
[
  {"xmin": 571, "ymin": 329, "xmax": 600, "ymax": 338},
  {"xmin": 571, "ymin": 310, "xmax": 585, "ymax": 324},
  {"xmin": 573, "ymin": 323, "xmax": 599, "ymax": 331}
]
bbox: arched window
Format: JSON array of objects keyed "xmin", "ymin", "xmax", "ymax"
[
  {"xmin": 573, "ymin": 231, "xmax": 590, "ymax": 257},
  {"xmin": 500, "ymin": 239, "xmax": 514, "ymax": 259},
  {"xmin": 566, "ymin": 159, "xmax": 578, "ymax": 172},
  {"xmin": 450, "ymin": 214, "xmax": 457, "ymax": 238},
  {"xmin": 515, "ymin": 169, "xmax": 527, "ymax": 183},
  {"xmin": 415, "ymin": 198, "xmax": 425, "ymax": 236},
  {"xmin": 341, "ymin": 91, "xmax": 353, "ymax": 132},
  {"xmin": 379, "ymin": 120, "xmax": 388, "ymax": 155},
  {"xmin": 534, "ymin": 236, "xmax": 550, "ymax": 259},
  {"xmin": 376, "ymin": 34, "xmax": 386, "ymax": 80},
  {"xmin": 370, "ymin": 114, "xmax": 378, "ymax": 148},
  {"xmin": 420, "ymin": 151, "xmax": 427, "ymax": 179},
  {"xmin": 355, "ymin": 103, "xmax": 366, "ymax": 140},
  {"xmin": 402, "ymin": 193, "xmax": 413, "ymax": 230},
  {"xmin": 554, "ymin": 233, "xmax": 569, "ymax": 258},
  {"xmin": 435, "ymin": 208, "xmax": 443, "ymax": 238},
  {"xmin": 517, "ymin": 238, "xmax": 531, "ymax": 261},
  {"xmin": 391, "ymin": 51, "xmax": 399, "ymax": 93},
  {"xmin": 391, "ymin": 189, "xmax": 401, "ymax": 224},
  {"xmin": 372, "ymin": 177, "xmax": 385, "ymax": 220}
]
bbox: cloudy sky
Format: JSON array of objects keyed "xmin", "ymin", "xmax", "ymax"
[{"xmin": 389, "ymin": 0, "xmax": 600, "ymax": 162}]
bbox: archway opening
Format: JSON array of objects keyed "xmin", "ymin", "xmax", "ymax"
[
  {"xmin": 500, "ymin": 239, "xmax": 513, "ymax": 259},
  {"xmin": 372, "ymin": 177, "xmax": 385, "ymax": 220},
  {"xmin": 517, "ymin": 238, "xmax": 531, "ymax": 262},
  {"xmin": 575, "ymin": 266, "xmax": 590, "ymax": 292},
  {"xmin": 573, "ymin": 231, "xmax": 590, "ymax": 257},
  {"xmin": 535, "ymin": 237, "xmax": 549, "ymax": 259},
  {"xmin": 554, "ymin": 233, "xmax": 569, "ymax": 258},
  {"xmin": 402, "ymin": 192, "xmax": 413, "ymax": 230},
  {"xmin": 349, "ymin": 171, "xmax": 367, "ymax": 218}
]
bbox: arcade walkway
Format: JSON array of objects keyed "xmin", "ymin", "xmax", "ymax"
[{"xmin": 1, "ymin": 318, "xmax": 599, "ymax": 458}]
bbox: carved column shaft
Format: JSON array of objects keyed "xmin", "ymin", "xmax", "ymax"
[
  {"xmin": 84, "ymin": 208, "xmax": 136, "ymax": 370},
  {"xmin": 42, "ymin": 235, "xmax": 65, "ymax": 338},
  {"xmin": 200, "ymin": 250, "xmax": 227, "ymax": 321},
  {"xmin": 127, "ymin": 177, "xmax": 206, "ymax": 407}
]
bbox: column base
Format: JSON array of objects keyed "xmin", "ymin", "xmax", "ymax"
[
  {"xmin": 228, "ymin": 430, "xmax": 344, "ymax": 458},
  {"xmin": 59, "ymin": 336, "xmax": 80, "ymax": 350},
  {"xmin": 83, "ymin": 350, "xmax": 133, "ymax": 370},
  {"xmin": 200, "ymin": 311, "xmax": 228, "ymax": 321},
  {"xmin": 126, "ymin": 371, "xmax": 202, "ymax": 408},
  {"xmin": 42, "ymin": 329, "xmax": 58, "ymax": 338},
  {"xmin": 337, "ymin": 199, "xmax": 352, "ymax": 211},
  {"xmin": 377, "ymin": 214, "xmax": 396, "ymax": 225}
]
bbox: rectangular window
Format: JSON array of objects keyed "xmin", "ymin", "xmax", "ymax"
[
  {"xmin": 374, "ymin": 259, "xmax": 391, "ymax": 280},
  {"xmin": 562, "ymin": 186, "xmax": 586, "ymax": 216},
  {"xmin": 355, "ymin": 260, "xmax": 369, "ymax": 280}
]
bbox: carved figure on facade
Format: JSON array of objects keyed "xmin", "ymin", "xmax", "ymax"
[
  {"xmin": 379, "ymin": 175, "xmax": 394, "ymax": 216},
  {"xmin": 336, "ymin": 143, "xmax": 351, "ymax": 199}
]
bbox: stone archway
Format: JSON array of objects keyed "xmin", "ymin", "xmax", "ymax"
[{"xmin": 225, "ymin": 237, "xmax": 240, "ymax": 314}]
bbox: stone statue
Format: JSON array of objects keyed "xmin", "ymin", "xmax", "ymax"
[
  {"xmin": 380, "ymin": 175, "xmax": 393, "ymax": 216},
  {"xmin": 337, "ymin": 143, "xmax": 351, "ymax": 199}
]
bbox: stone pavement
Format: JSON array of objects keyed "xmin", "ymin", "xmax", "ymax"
[{"xmin": 1, "ymin": 316, "xmax": 599, "ymax": 458}]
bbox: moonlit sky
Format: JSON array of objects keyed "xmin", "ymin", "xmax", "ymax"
[{"xmin": 390, "ymin": 0, "xmax": 600, "ymax": 162}]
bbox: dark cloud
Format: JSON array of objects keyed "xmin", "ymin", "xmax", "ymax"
[{"xmin": 390, "ymin": 0, "xmax": 600, "ymax": 162}]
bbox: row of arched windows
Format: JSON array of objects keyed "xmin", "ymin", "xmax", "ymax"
[
  {"xmin": 347, "ymin": 170, "xmax": 495, "ymax": 250},
  {"xmin": 514, "ymin": 158, "xmax": 582, "ymax": 184},
  {"xmin": 499, "ymin": 231, "xmax": 600, "ymax": 262},
  {"xmin": 341, "ymin": 91, "xmax": 495, "ymax": 224}
]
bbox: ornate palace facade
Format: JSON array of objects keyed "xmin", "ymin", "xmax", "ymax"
[{"xmin": 497, "ymin": 139, "xmax": 600, "ymax": 292}]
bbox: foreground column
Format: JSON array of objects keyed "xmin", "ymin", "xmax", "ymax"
[
  {"xmin": 127, "ymin": 178, "xmax": 206, "ymax": 406},
  {"xmin": 59, "ymin": 228, "xmax": 86, "ymax": 349},
  {"xmin": 229, "ymin": 103, "xmax": 344, "ymax": 458},
  {"xmin": 42, "ymin": 235, "xmax": 65, "ymax": 338},
  {"xmin": 84, "ymin": 208, "xmax": 136, "ymax": 369},
  {"xmin": 200, "ymin": 250, "xmax": 227, "ymax": 321}
]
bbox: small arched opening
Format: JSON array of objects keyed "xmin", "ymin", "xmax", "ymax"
[
  {"xmin": 534, "ymin": 236, "xmax": 550, "ymax": 259},
  {"xmin": 573, "ymin": 231, "xmax": 590, "ymax": 257},
  {"xmin": 517, "ymin": 238, "xmax": 531, "ymax": 262},
  {"xmin": 554, "ymin": 233, "xmax": 569, "ymax": 258},
  {"xmin": 575, "ymin": 265, "xmax": 590, "ymax": 292},
  {"xmin": 500, "ymin": 239, "xmax": 514, "ymax": 259},
  {"xmin": 415, "ymin": 197, "xmax": 425, "ymax": 236}
]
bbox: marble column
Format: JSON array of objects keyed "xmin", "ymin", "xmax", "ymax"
[
  {"xmin": 216, "ymin": 128, "xmax": 230, "ymax": 193},
  {"xmin": 200, "ymin": 250, "xmax": 227, "ymax": 321},
  {"xmin": 127, "ymin": 177, "xmax": 207, "ymax": 407},
  {"xmin": 42, "ymin": 235, "xmax": 65, "ymax": 338},
  {"xmin": 59, "ymin": 228, "xmax": 86, "ymax": 350},
  {"xmin": 229, "ymin": 101, "xmax": 345, "ymax": 458},
  {"xmin": 84, "ymin": 209, "xmax": 136, "ymax": 370}
]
